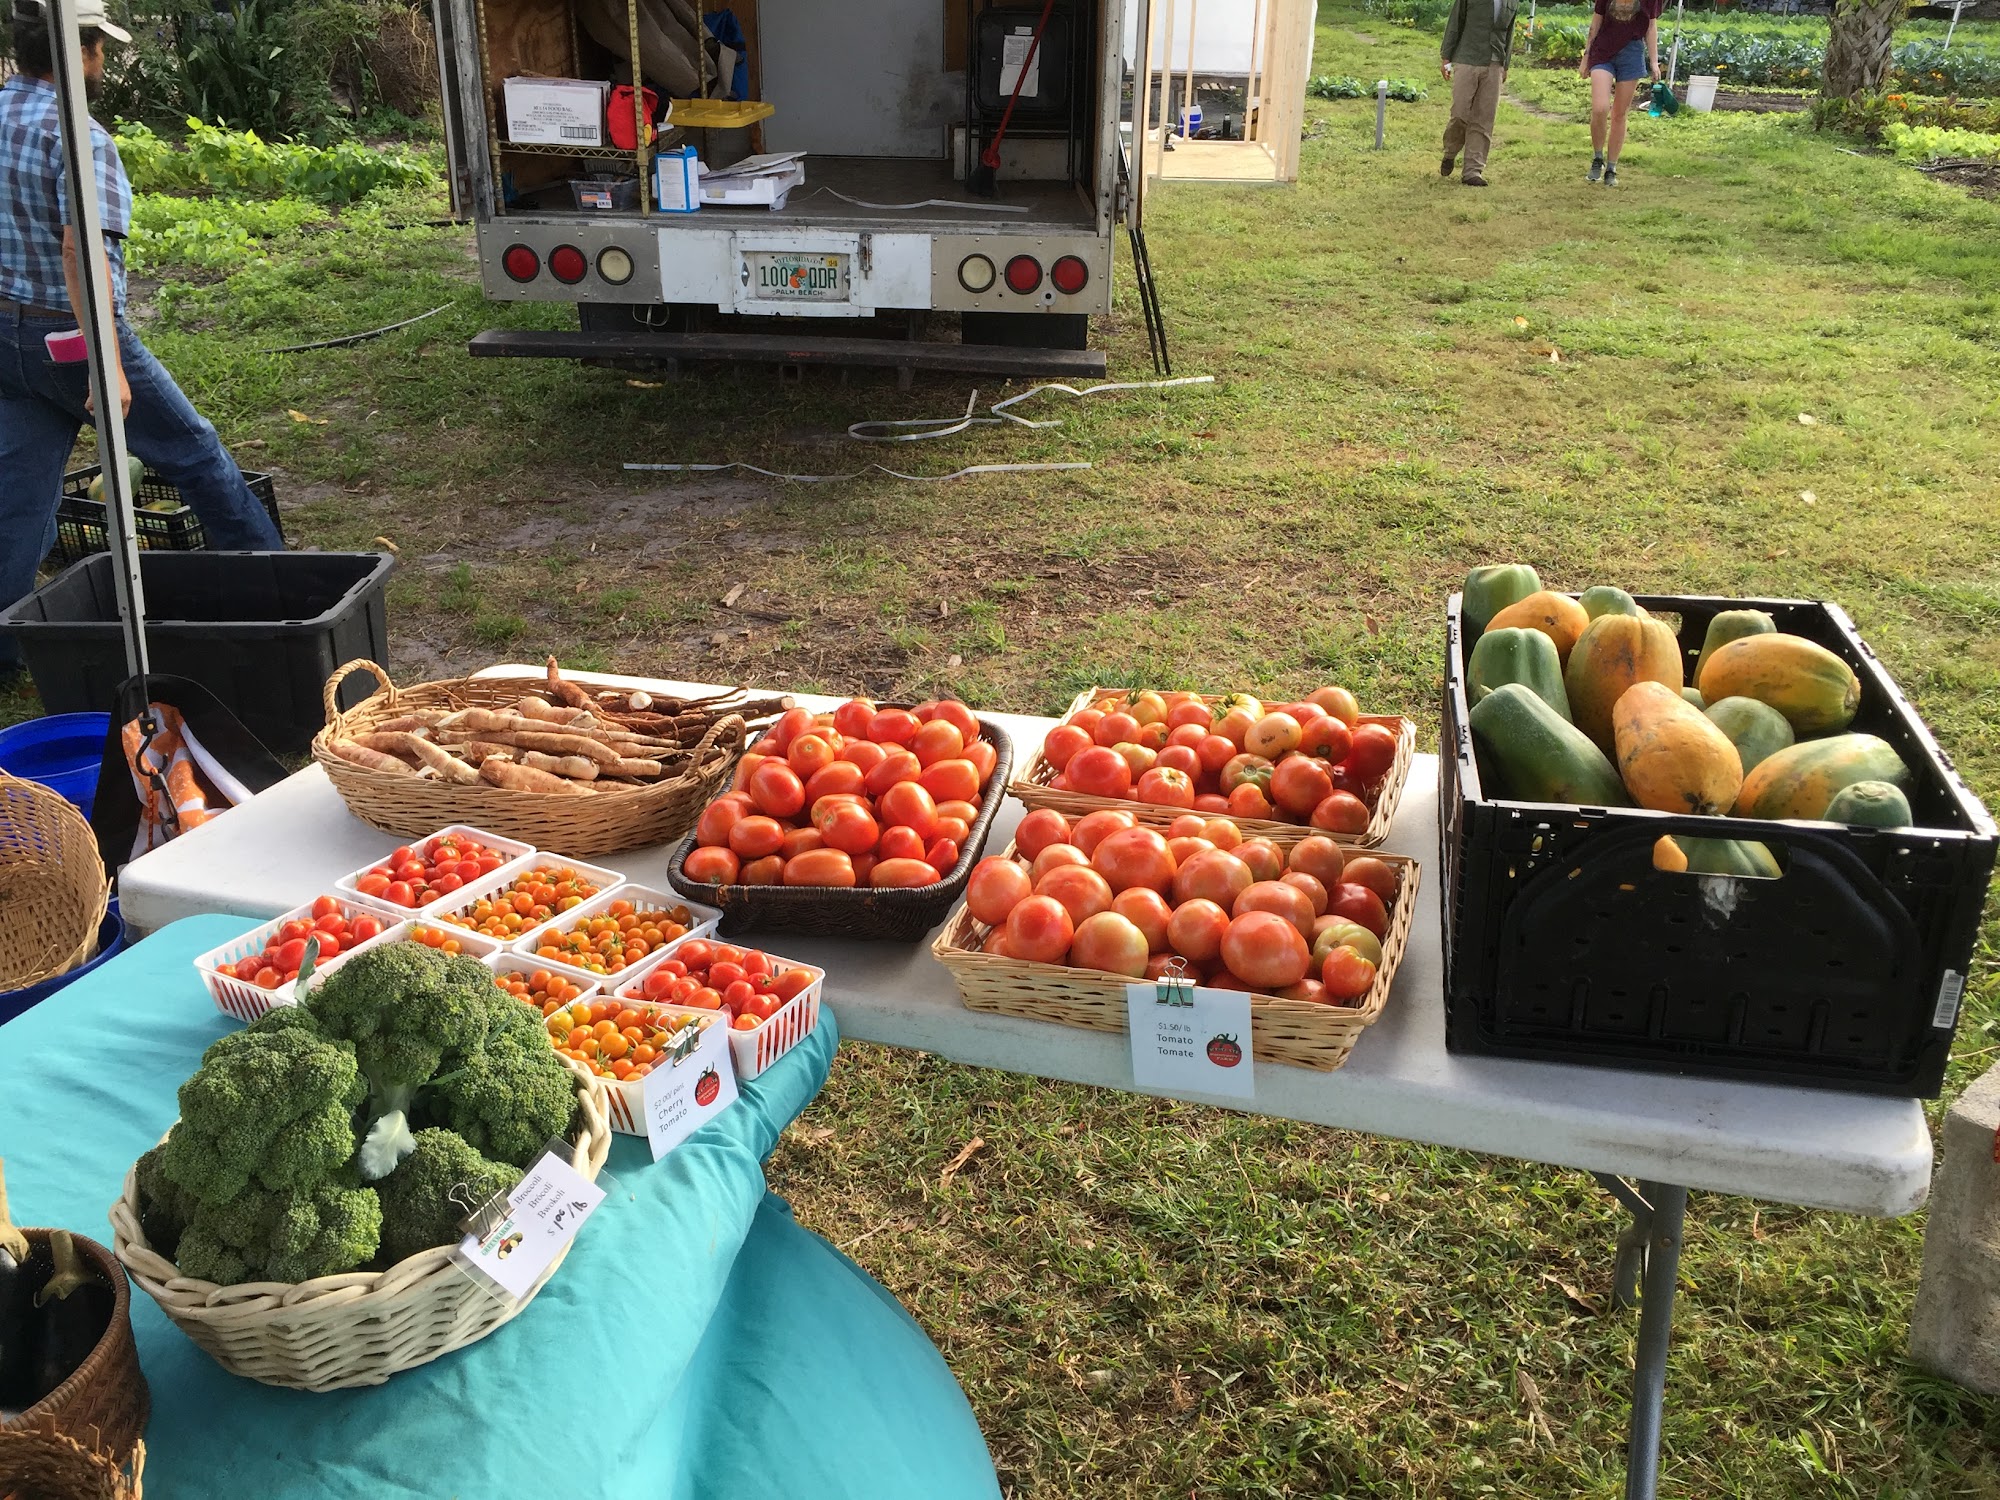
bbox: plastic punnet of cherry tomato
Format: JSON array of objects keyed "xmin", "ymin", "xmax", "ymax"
[
  {"xmin": 960, "ymin": 810, "xmax": 1404, "ymax": 1009},
  {"xmin": 681, "ymin": 697, "xmax": 995, "ymax": 891},
  {"xmin": 219, "ymin": 895, "xmax": 385, "ymax": 989},
  {"xmin": 530, "ymin": 899, "xmax": 696, "ymax": 976},
  {"xmin": 1037, "ymin": 688, "xmax": 1401, "ymax": 834},
  {"xmin": 441, "ymin": 865, "xmax": 604, "ymax": 938},
  {"xmin": 352, "ymin": 834, "xmax": 511, "ymax": 909},
  {"xmin": 545, "ymin": 996, "xmax": 709, "ymax": 1081},
  {"xmin": 496, "ymin": 966, "xmax": 590, "ymax": 1012},
  {"xmin": 409, "ymin": 925, "xmax": 471, "ymax": 956},
  {"xmin": 633, "ymin": 939, "xmax": 816, "ymax": 1032}
]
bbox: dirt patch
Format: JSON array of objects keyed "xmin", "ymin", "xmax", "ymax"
[
  {"xmin": 1505, "ymin": 90, "xmax": 1573, "ymax": 122},
  {"xmin": 1919, "ymin": 158, "xmax": 2000, "ymax": 199}
]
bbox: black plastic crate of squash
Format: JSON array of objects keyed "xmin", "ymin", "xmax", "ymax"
[
  {"xmin": 49, "ymin": 465, "xmax": 283, "ymax": 568},
  {"xmin": 1440, "ymin": 593, "xmax": 1996, "ymax": 1098}
]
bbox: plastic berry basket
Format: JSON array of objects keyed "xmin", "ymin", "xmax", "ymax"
[
  {"xmin": 421, "ymin": 853, "xmax": 627, "ymax": 950},
  {"xmin": 332, "ymin": 824, "xmax": 539, "ymax": 918},
  {"xmin": 488, "ymin": 950, "xmax": 602, "ymax": 1008},
  {"xmin": 572, "ymin": 1001, "xmax": 725, "ymax": 1136},
  {"xmin": 192, "ymin": 902, "xmax": 410, "ymax": 1023},
  {"xmin": 612, "ymin": 946, "xmax": 824, "ymax": 1081},
  {"xmin": 507, "ymin": 883, "xmax": 723, "ymax": 989},
  {"xmin": 401, "ymin": 922, "xmax": 508, "ymax": 963}
]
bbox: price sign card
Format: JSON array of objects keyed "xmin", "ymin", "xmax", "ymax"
[
  {"xmin": 1125, "ymin": 980, "xmax": 1255, "ymax": 1101},
  {"xmin": 641, "ymin": 1015, "xmax": 738, "ymax": 1161},
  {"xmin": 456, "ymin": 1149, "xmax": 606, "ymax": 1299}
]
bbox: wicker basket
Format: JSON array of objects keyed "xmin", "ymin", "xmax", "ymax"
[
  {"xmin": 664, "ymin": 717, "xmax": 1015, "ymax": 942},
  {"xmin": 0, "ymin": 1427, "xmax": 143, "ymax": 1500},
  {"xmin": 310, "ymin": 662, "xmax": 760, "ymax": 859},
  {"xmin": 109, "ymin": 1060, "xmax": 611, "ymax": 1392},
  {"xmin": 932, "ymin": 844, "xmax": 1421, "ymax": 1071},
  {"xmin": 0, "ymin": 773, "xmax": 110, "ymax": 992},
  {"xmin": 1009, "ymin": 687, "xmax": 1418, "ymax": 849},
  {"xmin": 0, "ymin": 1231, "xmax": 149, "ymax": 1471}
]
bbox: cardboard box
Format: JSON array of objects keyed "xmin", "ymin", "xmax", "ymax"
[
  {"xmin": 652, "ymin": 147, "xmax": 701, "ymax": 213},
  {"xmin": 504, "ymin": 77, "xmax": 609, "ymax": 147}
]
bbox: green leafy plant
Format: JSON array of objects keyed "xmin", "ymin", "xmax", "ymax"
[
  {"xmin": 1308, "ymin": 74, "xmax": 1428, "ymax": 100},
  {"xmin": 116, "ymin": 119, "xmax": 433, "ymax": 205},
  {"xmin": 1882, "ymin": 120, "xmax": 2000, "ymax": 159}
]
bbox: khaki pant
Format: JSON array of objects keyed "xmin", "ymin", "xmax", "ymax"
[{"xmin": 1442, "ymin": 62, "xmax": 1505, "ymax": 178}]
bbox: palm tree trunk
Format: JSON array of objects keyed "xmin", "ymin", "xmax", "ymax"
[{"xmin": 1823, "ymin": 0, "xmax": 1904, "ymax": 98}]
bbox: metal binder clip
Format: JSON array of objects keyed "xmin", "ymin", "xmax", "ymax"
[
  {"xmin": 1154, "ymin": 956, "xmax": 1195, "ymax": 1007},
  {"xmin": 668, "ymin": 1021, "xmax": 705, "ymax": 1066}
]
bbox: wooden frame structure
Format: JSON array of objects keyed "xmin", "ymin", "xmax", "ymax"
[{"xmin": 1131, "ymin": 0, "xmax": 1315, "ymax": 187}]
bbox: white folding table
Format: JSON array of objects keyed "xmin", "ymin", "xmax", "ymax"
[{"xmin": 116, "ymin": 672, "xmax": 1933, "ymax": 1499}]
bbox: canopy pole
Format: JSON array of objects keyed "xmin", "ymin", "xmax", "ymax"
[{"xmin": 1667, "ymin": 0, "xmax": 1685, "ymax": 89}]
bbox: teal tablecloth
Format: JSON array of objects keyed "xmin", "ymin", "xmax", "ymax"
[{"xmin": 0, "ymin": 918, "xmax": 1000, "ymax": 1500}]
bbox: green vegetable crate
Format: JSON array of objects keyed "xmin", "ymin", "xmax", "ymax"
[{"xmin": 51, "ymin": 464, "xmax": 282, "ymax": 568}]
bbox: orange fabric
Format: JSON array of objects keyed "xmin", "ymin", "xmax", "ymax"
[{"xmin": 120, "ymin": 703, "xmax": 218, "ymax": 852}]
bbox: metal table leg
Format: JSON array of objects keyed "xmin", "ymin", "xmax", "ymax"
[{"xmin": 1592, "ymin": 1176, "xmax": 1689, "ymax": 1500}]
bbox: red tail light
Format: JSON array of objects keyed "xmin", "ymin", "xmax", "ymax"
[
  {"xmin": 501, "ymin": 245, "xmax": 539, "ymax": 282},
  {"xmin": 1050, "ymin": 255, "xmax": 1089, "ymax": 294},
  {"xmin": 549, "ymin": 245, "xmax": 588, "ymax": 284},
  {"xmin": 1004, "ymin": 255, "xmax": 1043, "ymax": 294}
]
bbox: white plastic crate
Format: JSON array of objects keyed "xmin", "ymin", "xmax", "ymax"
[
  {"xmin": 422, "ymin": 853, "xmax": 626, "ymax": 951},
  {"xmin": 332, "ymin": 825, "xmax": 538, "ymax": 919},
  {"xmin": 584, "ymin": 1002, "xmax": 730, "ymax": 1136},
  {"xmin": 614, "ymin": 943, "xmax": 823, "ymax": 1081},
  {"xmin": 193, "ymin": 902, "xmax": 410, "ymax": 1023},
  {"xmin": 507, "ymin": 884, "xmax": 723, "ymax": 989}
]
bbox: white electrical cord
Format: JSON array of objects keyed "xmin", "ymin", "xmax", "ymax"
[
  {"xmin": 847, "ymin": 374, "xmax": 1214, "ymax": 442},
  {"xmin": 623, "ymin": 460, "xmax": 1092, "ymax": 482},
  {"xmin": 795, "ymin": 186, "xmax": 1032, "ymax": 214}
]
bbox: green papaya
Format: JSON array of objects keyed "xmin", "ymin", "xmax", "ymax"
[
  {"xmin": 1703, "ymin": 696, "xmax": 1794, "ymax": 775},
  {"xmin": 1693, "ymin": 609, "xmax": 1776, "ymax": 682},
  {"xmin": 1467, "ymin": 626, "xmax": 1571, "ymax": 719},
  {"xmin": 1462, "ymin": 564, "xmax": 1542, "ymax": 636},
  {"xmin": 1822, "ymin": 780, "xmax": 1912, "ymax": 828},
  {"xmin": 1736, "ymin": 733, "xmax": 1911, "ymax": 821},
  {"xmin": 1579, "ymin": 585, "xmax": 1645, "ymax": 620},
  {"xmin": 1469, "ymin": 683, "xmax": 1631, "ymax": 807},
  {"xmin": 84, "ymin": 455, "xmax": 146, "ymax": 507},
  {"xmin": 1677, "ymin": 837, "xmax": 1783, "ymax": 878},
  {"xmin": 1680, "ymin": 687, "xmax": 1706, "ymax": 710}
]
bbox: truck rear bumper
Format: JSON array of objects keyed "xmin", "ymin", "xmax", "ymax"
[{"xmin": 466, "ymin": 326, "xmax": 1107, "ymax": 379}]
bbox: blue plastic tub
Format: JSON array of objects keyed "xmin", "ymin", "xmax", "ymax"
[
  {"xmin": 0, "ymin": 900, "xmax": 125, "ymax": 1027},
  {"xmin": 0, "ymin": 711, "xmax": 111, "ymax": 819}
]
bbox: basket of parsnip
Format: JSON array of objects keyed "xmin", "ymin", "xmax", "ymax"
[{"xmin": 311, "ymin": 659, "xmax": 786, "ymax": 857}]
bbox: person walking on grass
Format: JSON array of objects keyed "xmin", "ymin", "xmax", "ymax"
[
  {"xmin": 1438, "ymin": 0, "xmax": 1520, "ymax": 187},
  {"xmin": 1580, "ymin": 0, "xmax": 1663, "ymax": 186},
  {"xmin": 0, "ymin": 0, "xmax": 282, "ymax": 687}
]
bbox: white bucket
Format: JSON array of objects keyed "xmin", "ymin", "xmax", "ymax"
[{"xmin": 1686, "ymin": 74, "xmax": 1719, "ymax": 112}]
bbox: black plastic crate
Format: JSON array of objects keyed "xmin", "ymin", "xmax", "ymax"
[
  {"xmin": 0, "ymin": 552, "xmax": 393, "ymax": 753},
  {"xmin": 48, "ymin": 465, "xmax": 283, "ymax": 569},
  {"xmin": 1441, "ymin": 593, "xmax": 1996, "ymax": 1098}
]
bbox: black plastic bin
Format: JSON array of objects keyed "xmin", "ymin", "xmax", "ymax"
[
  {"xmin": 0, "ymin": 552, "xmax": 393, "ymax": 753},
  {"xmin": 49, "ymin": 465, "xmax": 284, "ymax": 568},
  {"xmin": 1441, "ymin": 593, "xmax": 1996, "ymax": 1098}
]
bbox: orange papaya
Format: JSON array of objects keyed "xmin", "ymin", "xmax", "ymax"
[
  {"xmin": 1695, "ymin": 633, "xmax": 1860, "ymax": 735},
  {"xmin": 1565, "ymin": 613, "xmax": 1684, "ymax": 754},
  {"xmin": 1612, "ymin": 681, "xmax": 1744, "ymax": 816},
  {"xmin": 1484, "ymin": 591, "xmax": 1591, "ymax": 666}
]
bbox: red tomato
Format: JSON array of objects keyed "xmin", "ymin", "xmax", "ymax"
[
  {"xmin": 1194, "ymin": 735, "xmax": 1237, "ymax": 776},
  {"xmin": 767, "ymin": 707, "xmax": 815, "ymax": 752},
  {"xmin": 935, "ymin": 799, "xmax": 980, "ymax": 826},
  {"xmin": 1004, "ymin": 895, "xmax": 1074, "ymax": 964},
  {"xmin": 1030, "ymin": 843, "xmax": 1090, "ymax": 882},
  {"xmin": 870, "ymin": 857, "xmax": 939, "ymax": 888},
  {"xmin": 1091, "ymin": 826, "xmax": 1175, "ymax": 895},
  {"xmin": 1227, "ymin": 783, "xmax": 1275, "ymax": 820},
  {"xmin": 740, "ymin": 855, "xmax": 784, "ymax": 885},
  {"xmin": 833, "ymin": 698, "xmax": 877, "ymax": 739},
  {"xmin": 732, "ymin": 753, "xmax": 770, "ymax": 793},
  {"xmin": 784, "ymin": 849, "xmax": 858, "ymax": 887},
  {"xmin": 1111, "ymin": 887, "xmax": 1173, "ymax": 952},
  {"xmin": 1156, "ymin": 745, "xmax": 1203, "ymax": 781},
  {"xmin": 1069, "ymin": 912, "xmax": 1149, "ymax": 977},
  {"xmin": 314, "ymin": 912, "xmax": 346, "ymax": 934},
  {"xmin": 1167, "ymin": 898, "xmax": 1230, "ymax": 963},
  {"xmin": 869, "ymin": 709, "xmax": 921, "ymax": 746},
  {"xmin": 1287, "ymin": 835, "xmax": 1347, "ymax": 887},
  {"xmin": 877, "ymin": 825, "xmax": 927, "ymax": 862},
  {"xmin": 924, "ymin": 837, "xmax": 960, "ymax": 873},
  {"xmin": 840, "ymin": 739, "xmax": 889, "ymax": 775},
  {"xmin": 1234, "ymin": 839, "xmax": 1285, "ymax": 883},
  {"xmin": 967, "ymin": 857, "xmax": 1033, "ymax": 925},
  {"xmin": 1299, "ymin": 715, "xmax": 1353, "ymax": 762},
  {"xmin": 356, "ymin": 872, "xmax": 390, "ymax": 898},
  {"xmin": 679, "ymin": 939, "xmax": 717, "ymax": 969},
  {"xmin": 877, "ymin": 781, "xmax": 939, "ymax": 839},
  {"xmin": 863, "ymin": 750, "xmax": 923, "ymax": 798},
  {"xmin": 1043, "ymin": 723, "xmax": 1092, "ymax": 771},
  {"xmin": 1234, "ymin": 880, "xmax": 1317, "ymax": 938},
  {"xmin": 1327, "ymin": 883, "xmax": 1390, "ymax": 939},
  {"xmin": 728, "ymin": 816, "xmax": 786, "ymax": 860},
  {"xmin": 253, "ymin": 967, "xmax": 283, "ymax": 990},
  {"xmin": 279, "ymin": 920, "xmax": 311, "ymax": 943},
  {"xmin": 1193, "ymin": 793, "xmax": 1231, "ymax": 814},
  {"xmin": 779, "ymin": 826, "xmax": 826, "ymax": 860},
  {"xmin": 772, "ymin": 967, "xmax": 815, "ymax": 1001},
  {"xmin": 930, "ymin": 700, "xmax": 981, "ymax": 744},
  {"xmin": 805, "ymin": 761, "xmax": 867, "ymax": 805},
  {"xmin": 1281, "ymin": 871, "xmax": 1330, "ymax": 917},
  {"xmin": 1066, "ymin": 747, "xmax": 1133, "ymax": 800},
  {"xmin": 911, "ymin": 719, "xmax": 965, "ymax": 767},
  {"xmin": 748, "ymin": 762, "xmax": 807, "ymax": 819},
  {"xmin": 1135, "ymin": 767, "xmax": 1197, "ymax": 809},
  {"xmin": 1166, "ymin": 835, "xmax": 1216, "ymax": 867},
  {"xmin": 1343, "ymin": 723, "xmax": 1399, "ymax": 781},
  {"xmin": 1279, "ymin": 977, "xmax": 1330, "ymax": 1006},
  {"xmin": 1172, "ymin": 849, "xmax": 1254, "ymax": 909},
  {"xmin": 723, "ymin": 979, "xmax": 759, "ymax": 1013},
  {"xmin": 1321, "ymin": 945, "xmax": 1378, "ymax": 1003},
  {"xmin": 809, "ymin": 799, "xmax": 878, "ymax": 855},
  {"xmin": 350, "ymin": 914, "xmax": 383, "ymax": 942},
  {"xmin": 1220, "ymin": 911, "xmax": 1311, "ymax": 991},
  {"xmin": 383, "ymin": 881, "xmax": 414, "ymax": 908},
  {"xmin": 1069, "ymin": 708, "xmax": 1105, "ymax": 737},
  {"xmin": 1340, "ymin": 856, "xmax": 1399, "ymax": 903},
  {"xmin": 1094, "ymin": 711, "xmax": 1140, "ymax": 747},
  {"xmin": 685, "ymin": 845, "xmax": 742, "ymax": 884},
  {"xmin": 1070, "ymin": 809, "xmax": 1137, "ymax": 856},
  {"xmin": 311, "ymin": 894, "xmax": 340, "ymax": 919},
  {"xmin": 1310, "ymin": 791, "xmax": 1371, "ymax": 835},
  {"xmin": 788, "ymin": 733, "xmax": 838, "ymax": 778},
  {"xmin": 274, "ymin": 938, "xmax": 308, "ymax": 973},
  {"xmin": 1144, "ymin": 951, "xmax": 1190, "ymax": 980},
  {"xmin": 1014, "ymin": 809, "xmax": 1073, "ymax": 860},
  {"xmin": 962, "ymin": 738, "xmax": 997, "ymax": 786},
  {"xmin": 433, "ymin": 873, "xmax": 464, "ymax": 895},
  {"xmin": 1167, "ymin": 814, "xmax": 1206, "ymax": 840},
  {"xmin": 1167, "ymin": 700, "xmax": 1212, "ymax": 730},
  {"xmin": 1269, "ymin": 756, "xmax": 1334, "ymax": 819},
  {"xmin": 920, "ymin": 758, "xmax": 981, "ymax": 805},
  {"xmin": 696, "ymin": 792, "xmax": 755, "ymax": 848},
  {"xmin": 1166, "ymin": 722, "xmax": 1208, "ymax": 751},
  {"xmin": 933, "ymin": 815, "xmax": 970, "ymax": 846},
  {"xmin": 1036, "ymin": 864, "xmax": 1115, "ymax": 925}
]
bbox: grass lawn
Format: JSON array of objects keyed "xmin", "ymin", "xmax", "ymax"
[{"xmin": 9, "ymin": 6, "xmax": 2000, "ymax": 1493}]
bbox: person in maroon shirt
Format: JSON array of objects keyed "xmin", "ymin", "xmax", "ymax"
[{"xmin": 1579, "ymin": 0, "xmax": 1662, "ymax": 185}]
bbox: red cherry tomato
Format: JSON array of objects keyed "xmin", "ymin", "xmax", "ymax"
[
  {"xmin": 833, "ymin": 698, "xmax": 877, "ymax": 739},
  {"xmin": 868, "ymin": 709, "xmax": 921, "ymax": 746}
]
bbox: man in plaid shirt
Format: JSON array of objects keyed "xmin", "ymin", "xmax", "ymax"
[{"xmin": 0, "ymin": 0, "xmax": 282, "ymax": 684}]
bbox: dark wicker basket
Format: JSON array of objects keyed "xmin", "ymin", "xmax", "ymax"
[
  {"xmin": 0, "ymin": 1230, "xmax": 149, "ymax": 1469},
  {"xmin": 665, "ymin": 717, "xmax": 1014, "ymax": 941}
]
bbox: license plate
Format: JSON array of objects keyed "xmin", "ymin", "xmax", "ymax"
[{"xmin": 744, "ymin": 251, "xmax": 849, "ymax": 303}]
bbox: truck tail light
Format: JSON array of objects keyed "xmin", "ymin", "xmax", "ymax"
[
  {"xmin": 1050, "ymin": 255, "xmax": 1089, "ymax": 295},
  {"xmin": 597, "ymin": 247, "xmax": 634, "ymax": 285},
  {"xmin": 549, "ymin": 245, "xmax": 588, "ymax": 284},
  {"xmin": 1004, "ymin": 255, "xmax": 1042, "ymax": 294},
  {"xmin": 958, "ymin": 254, "xmax": 996, "ymax": 293},
  {"xmin": 501, "ymin": 245, "xmax": 539, "ymax": 282}
]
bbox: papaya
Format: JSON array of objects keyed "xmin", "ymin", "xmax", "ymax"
[
  {"xmin": 1679, "ymin": 837, "xmax": 1784, "ymax": 878},
  {"xmin": 1467, "ymin": 627, "xmax": 1571, "ymax": 719},
  {"xmin": 1735, "ymin": 733, "xmax": 1910, "ymax": 821},
  {"xmin": 1693, "ymin": 608, "xmax": 1776, "ymax": 682},
  {"xmin": 1612, "ymin": 681, "xmax": 1744, "ymax": 816},
  {"xmin": 1462, "ymin": 564, "xmax": 1542, "ymax": 636},
  {"xmin": 1822, "ymin": 779, "xmax": 1913, "ymax": 828},
  {"xmin": 1485, "ymin": 591, "xmax": 1591, "ymax": 667},
  {"xmin": 1469, "ymin": 683, "xmax": 1631, "ymax": 807},
  {"xmin": 1579, "ymin": 585, "xmax": 1645, "ymax": 620},
  {"xmin": 1696, "ymin": 633, "xmax": 1861, "ymax": 735},
  {"xmin": 1702, "ymin": 696, "xmax": 1794, "ymax": 775},
  {"xmin": 1565, "ymin": 613, "xmax": 1685, "ymax": 753},
  {"xmin": 1680, "ymin": 687, "xmax": 1706, "ymax": 710},
  {"xmin": 1652, "ymin": 835, "xmax": 1689, "ymax": 872}
]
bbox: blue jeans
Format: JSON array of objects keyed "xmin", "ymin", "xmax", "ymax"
[
  {"xmin": 0, "ymin": 301, "xmax": 283, "ymax": 670},
  {"xmin": 1592, "ymin": 38, "xmax": 1648, "ymax": 83}
]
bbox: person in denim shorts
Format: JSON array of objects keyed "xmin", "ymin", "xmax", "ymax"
[
  {"xmin": 0, "ymin": 0, "xmax": 282, "ymax": 685},
  {"xmin": 1579, "ymin": 0, "xmax": 1662, "ymax": 186}
]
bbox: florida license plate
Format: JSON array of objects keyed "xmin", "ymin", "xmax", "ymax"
[{"xmin": 743, "ymin": 251, "xmax": 849, "ymax": 303}]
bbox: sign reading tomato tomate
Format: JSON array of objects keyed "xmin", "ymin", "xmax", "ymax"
[{"xmin": 1206, "ymin": 1034, "xmax": 1243, "ymax": 1068}]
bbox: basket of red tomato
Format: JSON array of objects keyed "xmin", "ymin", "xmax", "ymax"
[
  {"xmin": 667, "ymin": 698, "xmax": 1013, "ymax": 941},
  {"xmin": 1011, "ymin": 687, "xmax": 1416, "ymax": 848},
  {"xmin": 616, "ymin": 937, "xmax": 824, "ymax": 1080}
]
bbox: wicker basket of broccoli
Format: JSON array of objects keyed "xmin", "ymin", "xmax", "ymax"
[{"xmin": 107, "ymin": 941, "xmax": 610, "ymax": 1391}]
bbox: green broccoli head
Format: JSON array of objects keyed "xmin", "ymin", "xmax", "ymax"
[
  {"xmin": 163, "ymin": 1026, "xmax": 366, "ymax": 1206},
  {"xmin": 173, "ymin": 1182, "xmax": 382, "ymax": 1287},
  {"xmin": 376, "ymin": 1128, "xmax": 521, "ymax": 1265},
  {"xmin": 425, "ymin": 1032, "xmax": 577, "ymax": 1169},
  {"xmin": 134, "ymin": 1140, "xmax": 191, "ymax": 1260},
  {"xmin": 311, "ymin": 942, "xmax": 496, "ymax": 1103},
  {"xmin": 462, "ymin": 980, "xmax": 547, "ymax": 1052}
]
